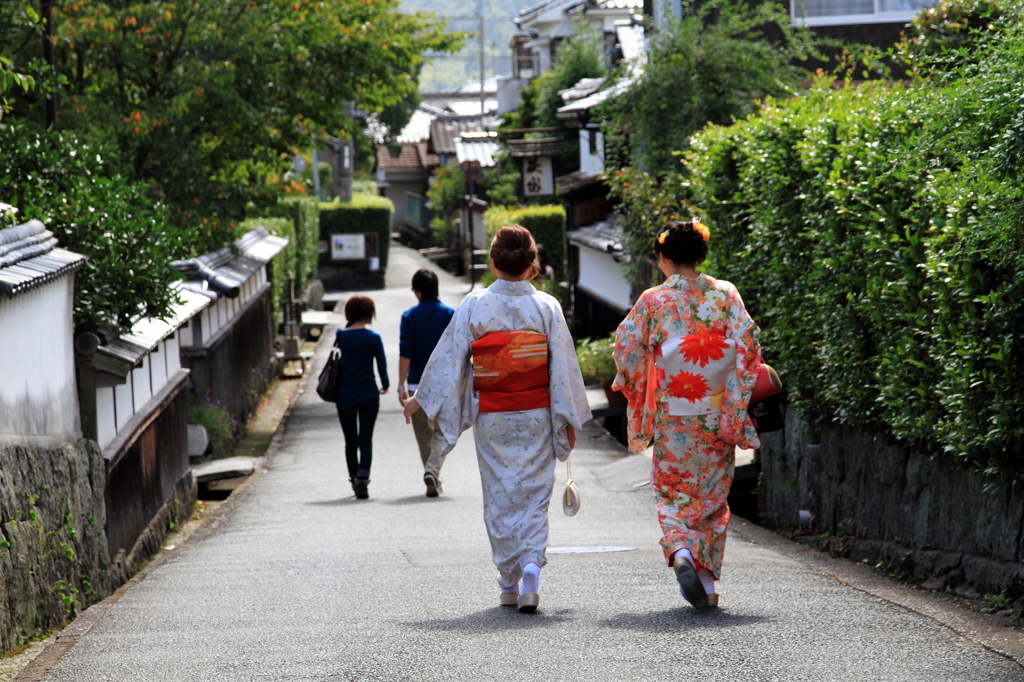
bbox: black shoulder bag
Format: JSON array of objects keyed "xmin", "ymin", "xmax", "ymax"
[{"xmin": 316, "ymin": 334, "xmax": 343, "ymax": 402}]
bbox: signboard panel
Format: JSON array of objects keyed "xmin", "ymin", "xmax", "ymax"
[
  {"xmin": 522, "ymin": 156, "xmax": 554, "ymax": 196},
  {"xmin": 331, "ymin": 234, "xmax": 366, "ymax": 260}
]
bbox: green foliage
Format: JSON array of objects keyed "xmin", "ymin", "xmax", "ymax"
[
  {"xmin": 982, "ymin": 594, "xmax": 1011, "ymax": 613},
  {"xmin": 429, "ymin": 161, "xmax": 520, "ymax": 230},
  {"xmin": 1, "ymin": 0, "xmax": 464, "ymax": 251},
  {"xmin": 428, "ymin": 163, "xmax": 465, "ymax": 220},
  {"xmin": 484, "ymin": 205, "xmax": 567, "ymax": 280},
  {"xmin": 575, "ymin": 334, "xmax": 617, "ymax": 386},
  {"xmin": 319, "ymin": 192, "xmax": 394, "ymax": 269},
  {"xmin": 240, "ymin": 216, "xmax": 294, "ymax": 316},
  {"xmin": 598, "ymin": 0, "xmax": 821, "ymax": 175},
  {"xmin": 301, "ymin": 161, "xmax": 334, "ymax": 194},
  {"xmin": 0, "ymin": 120, "xmax": 188, "ymax": 332},
  {"xmin": 187, "ymin": 399, "xmax": 237, "ymax": 459},
  {"xmin": 679, "ymin": 21, "xmax": 1024, "ymax": 482},
  {"xmin": 260, "ymin": 196, "xmax": 322, "ymax": 291},
  {"xmin": 604, "ymin": 167, "xmax": 699, "ymax": 292},
  {"xmin": 481, "ymin": 163, "xmax": 519, "ymax": 206},
  {"xmin": 899, "ymin": 0, "xmax": 1018, "ymax": 76},
  {"xmin": 499, "ymin": 76, "xmax": 542, "ymax": 132},
  {"xmin": 534, "ymin": 18, "xmax": 606, "ymax": 129}
]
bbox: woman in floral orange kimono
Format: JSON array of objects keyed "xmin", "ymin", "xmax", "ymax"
[{"xmin": 613, "ymin": 220, "xmax": 761, "ymax": 608}]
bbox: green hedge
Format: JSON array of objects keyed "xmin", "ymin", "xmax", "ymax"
[
  {"xmin": 319, "ymin": 192, "xmax": 394, "ymax": 269},
  {"xmin": 685, "ymin": 27, "xmax": 1024, "ymax": 481},
  {"xmin": 483, "ymin": 204, "xmax": 567, "ymax": 280},
  {"xmin": 240, "ymin": 216, "xmax": 294, "ymax": 316},
  {"xmin": 260, "ymin": 196, "xmax": 321, "ymax": 290}
]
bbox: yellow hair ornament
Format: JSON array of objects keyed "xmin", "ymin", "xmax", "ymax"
[
  {"xmin": 693, "ymin": 221, "xmax": 710, "ymax": 242},
  {"xmin": 657, "ymin": 230, "xmax": 669, "ymax": 244}
]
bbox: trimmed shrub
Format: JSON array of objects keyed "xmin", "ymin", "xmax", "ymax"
[
  {"xmin": 319, "ymin": 192, "xmax": 394, "ymax": 269},
  {"xmin": 260, "ymin": 196, "xmax": 321, "ymax": 290},
  {"xmin": 682, "ymin": 24, "xmax": 1024, "ymax": 481},
  {"xmin": 484, "ymin": 204, "xmax": 567, "ymax": 280},
  {"xmin": 239, "ymin": 216, "xmax": 294, "ymax": 315}
]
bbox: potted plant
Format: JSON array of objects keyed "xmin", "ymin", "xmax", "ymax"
[{"xmin": 575, "ymin": 334, "xmax": 626, "ymax": 406}]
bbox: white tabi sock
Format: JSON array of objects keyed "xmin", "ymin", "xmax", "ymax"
[
  {"xmin": 697, "ymin": 568, "xmax": 716, "ymax": 594},
  {"xmin": 521, "ymin": 563, "xmax": 540, "ymax": 595},
  {"xmin": 500, "ymin": 583, "xmax": 520, "ymax": 595},
  {"xmin": 673, "ymin": 548, "xmax": 694, "ymax": 567}
]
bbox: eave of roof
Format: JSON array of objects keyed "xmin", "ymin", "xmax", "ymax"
[
  {"xmin": 567, "ymin": 216, "xmax": 628, "ymax": 258},
  {"xmin": 171, "ymin": 227, "xmax": 288, "ymax": 298},
  {"xmin": 506, "ymin": 137, "xmax": 564, "ymax": 157},
  {"xmin": 455, "ymin": 133, "xmax": 501, "ymax": 168},
  {"xmin": 0, "ymin": 220, "xmax": 87, "ymax": 298},
  {"xmin": 94, "ymin": 283, "xmax": 212, "ymax": 372}
]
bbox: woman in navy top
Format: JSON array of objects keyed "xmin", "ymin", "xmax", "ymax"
[{"xmin": 336, "ymin": 295, "xmax": 389, "ymax": 499}]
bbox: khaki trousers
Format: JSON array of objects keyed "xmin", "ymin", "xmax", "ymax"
[{"xmin": 410, "ymin": 406, "xmax": 446, "ymax": 481}]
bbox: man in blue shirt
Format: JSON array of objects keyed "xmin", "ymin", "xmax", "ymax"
[{"xmin": 397, "ymin": 269, "xmax": 455, "ymax": 497}]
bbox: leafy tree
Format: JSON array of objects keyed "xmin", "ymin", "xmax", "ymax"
[
  {"xmin": 2, "ymin": 0, "xmax": 464, "ymax": 252},
  {"xmin": 533, "ymin": 17, "xmax": 606, "ymax": 128},
  {"xmin": 599, "ymin": 0, "xmax": 820, "ymax": 175},
  {"xmin": 0, "ymin": 120, "xmax": 188, "ymax": 332}
]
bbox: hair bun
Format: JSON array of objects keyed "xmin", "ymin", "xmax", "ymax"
[
  {"xmin": 655, "ymin": 220, "xmax": 709, "ymax": 266},
  {"xmin": 490, "ymin": 225, "xmax": 540, "ymax": 278}
]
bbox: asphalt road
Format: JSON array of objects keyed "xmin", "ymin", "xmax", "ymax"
[{"xmin": 36, "ymin": 247, "xmax": 1024, "ymax": 681}]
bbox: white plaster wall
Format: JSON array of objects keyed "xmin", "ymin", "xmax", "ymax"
[
  {"xmin": 577, "ymin": 246, "xmax": 632, "ymax": 312},
  {"xmin": 580, "ymin": 130, "xmax": 605, "ymax": 176},
  {"xmin": 150, "ymin": 343, "xmax": 168, "ymax": 395},
  {"xmin": 166, "ymin": 331, "xmax": 181, "ymax": 374},
  {"xmin": 178, "ymin": 319, "xmax": 193, "ymax": 347},
  {"xmin": 96, "ymin": 387, "xmax": 117, "ymax": 448},
  {"xmin": 0, "ymin": 277, "xmax": 81, "ymax": 442},
  {"xmin": 114, "ymin": 374, "xmax": 134, "ymax": 432},
  {"xmin": 132, "ymin": 355, "xmax": 152, "ymax": 412}
]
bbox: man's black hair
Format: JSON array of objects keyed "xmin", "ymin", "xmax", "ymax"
[{"xmin": 411, "ymin": 269, "xmax": 439, "ymax": 300}]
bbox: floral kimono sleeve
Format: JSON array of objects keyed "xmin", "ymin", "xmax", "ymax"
[
  {"xmin": 613, "ymin": 292, "xmax": 658, "ymax": 454},
  {"xmin": 414, "ymin": 297, "xmax": 477, "ymax": 455},
  {"xmin": 718, "ymin": 283, "xmax": 761, "ymax": 449}
]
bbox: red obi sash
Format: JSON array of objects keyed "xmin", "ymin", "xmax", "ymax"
[{"xmin": 471, "ymin": 330, "xmax": 550, "ymax": 413}]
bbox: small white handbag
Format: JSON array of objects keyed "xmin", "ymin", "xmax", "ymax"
[{"xmin": 563, "ymin": 456, "xmax": 581, "ymax": 517}]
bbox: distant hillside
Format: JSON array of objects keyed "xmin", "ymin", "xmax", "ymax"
[{"xmin": 400, "ymin": 0, "xmax": 539, "ymax": 91}]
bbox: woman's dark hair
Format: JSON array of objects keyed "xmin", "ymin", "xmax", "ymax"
[
  {"xmin": 654, "ymin": 220, "xmax": 709, "ymax": 266},
  {"xmin": 411, "ymin": 269, "xmax": 439, "ymax": 300},
  {"xmin": 490, "ymin": 225, "xmax": 540, "ymax": 278},
  {"xmin": 344, "ymin": 295, "xmax": 376, "ymax": 324}
]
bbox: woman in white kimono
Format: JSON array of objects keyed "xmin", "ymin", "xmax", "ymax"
[{"xmin": 403, "ymin": 225, "xmax": 591, "ymax": 613}]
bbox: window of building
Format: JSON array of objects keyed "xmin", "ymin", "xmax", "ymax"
[{"xmin": 792, "ymin": 0, "xmax": 937, "ymax": 26}]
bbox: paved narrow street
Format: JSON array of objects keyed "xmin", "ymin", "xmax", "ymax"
[{"xmin": 34, "ymin": 247, "xmax": 1024, "ymax": 681}]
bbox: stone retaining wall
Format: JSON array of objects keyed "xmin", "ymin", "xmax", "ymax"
[
  {"xmin": 0, "ymin": 441, "xmax": 114, "ymax": 652},
  {"xmin": 758, "ymin": 408, "xmax": 1024, "ymax": 600}
]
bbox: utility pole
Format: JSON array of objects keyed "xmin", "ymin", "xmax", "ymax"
[
  {"xmin": 310, "ymin": 134, "xmax": 322, "ymax": 200},
  {"xmin": 479, "ymin": 0, "xmax": 486, "ymax": 116},
  {"xmin": 41, "ymin": 0, "xmax": 56, "ymax": 129}
]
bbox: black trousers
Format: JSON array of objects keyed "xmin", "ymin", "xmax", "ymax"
[{"xmin": 337, "ymin": 397, "xmax": 379, "ymax": 480}]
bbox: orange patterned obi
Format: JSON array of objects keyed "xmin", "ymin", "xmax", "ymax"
[{"xmin": 471, "ymin": 330, "xmax": 550, "ymax": 413}]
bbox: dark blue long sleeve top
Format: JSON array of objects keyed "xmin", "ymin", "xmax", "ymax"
[
  {"xmin": 335, "ymin": 328, "xmax": 388, "ymax": 409},
  {"xmin": 399, "ymin": 298, "xmax": 455, "ymax": 386}
]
